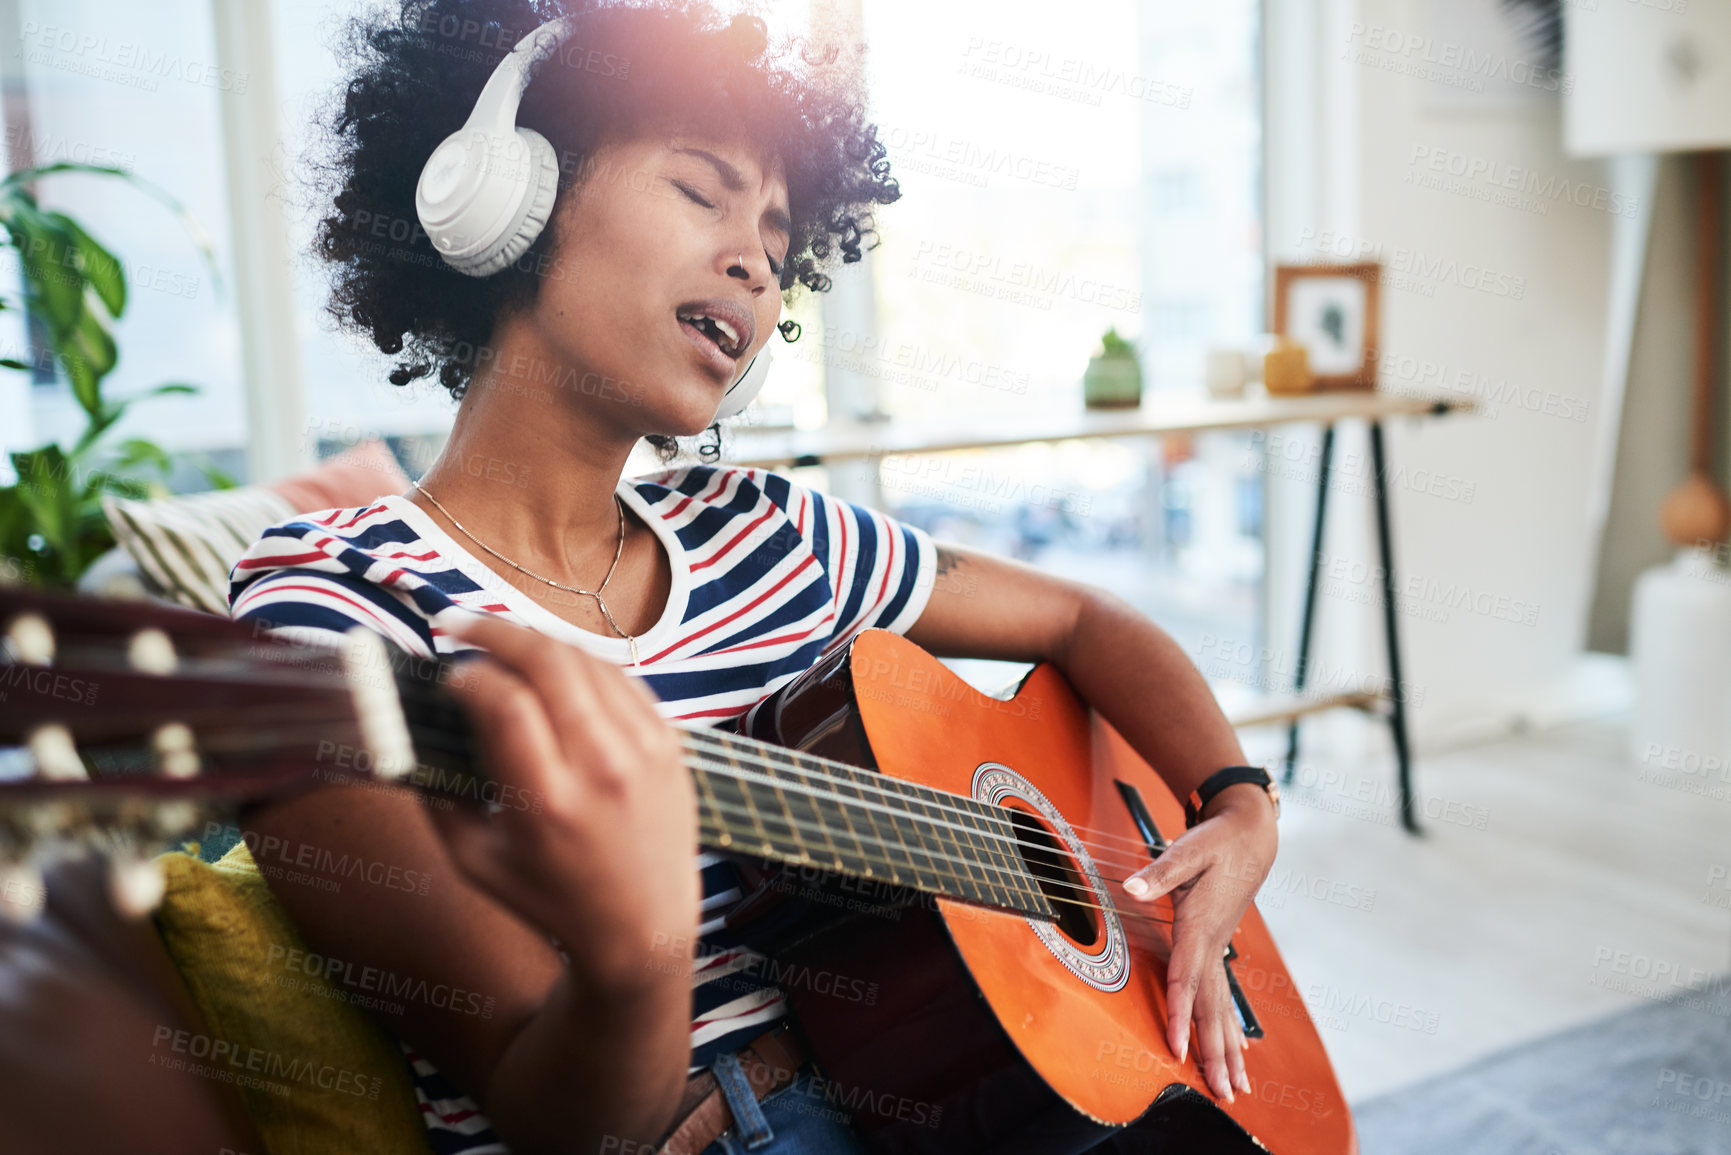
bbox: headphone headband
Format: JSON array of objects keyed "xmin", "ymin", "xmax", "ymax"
[{"xmin": 414, "ymin": 19, "xmax": 569, "ymax": 277}]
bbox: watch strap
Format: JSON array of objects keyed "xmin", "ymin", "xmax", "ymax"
[{"xmin": 1184, "ymin": 765, "xmax": 1276, "ymax": 828}]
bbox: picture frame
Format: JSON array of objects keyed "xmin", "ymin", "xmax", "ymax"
[{"xmin": 1272, "ymin": 262, "xmax": 1381, "ymax": 391}]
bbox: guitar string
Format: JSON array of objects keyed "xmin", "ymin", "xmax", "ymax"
[
  {"xmin": 4, "ymin": 731, "xmax": 1185, "ymax": 932},
  {"xmin": 651, "ymin": 720, "xmax": 1168, "ymax": 871},
  {"xmin": 59, "ymin": 632, "xmax": 1204, "ymax": 864},
  {"xmin": 392, "ymin": 673, "xmax": 1173, "ymax": 862},
  {"xmin": 387, "ymin": 683, "xmax": 1178, "ymax": 877},
  {"xmin": 681, "ymin": 727, "xmax": 1165, "ymax": 857},
  {"xmin": 677, "ymin": 732, "xmax": 1176, "ymax": 874},
  {"xmin": 379, "ymin": 660, "xmax": 1204, "ymax": 868},
  {"xmin": 8, "ymin": 684, "xmax": 1224, "ymax": 927},
  {"xmin": 675, "ymin": 741, "xmax": 1160, "ymax": 880},
  {"xmin": 679, "ymin": 751, "xmax": 1211, "ymax": 926},
  {"xmin": 389, "ymin": 705, "xmax": 1215, "ymax": 898},
  {"xmin": 21, "ymin": 700, "xmax": 1165, "ymax": 893},
  {"xmin": 400, "ymin": 722, "xmax": 1192, "ymax": 929},
  {"xmin": 6, "ymin": 716, "xmax": 1219, "ymax": 928},
  {"xmin": 686, "ymin": 787, "xmax": 1185, "ymax": 929},
  {"xmin": 330, "ymin": 723, "xmax": 1190, "ymax": 928}
]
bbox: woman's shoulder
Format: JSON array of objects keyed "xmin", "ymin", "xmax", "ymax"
[
  {"xmin": 230, "ymin": 497, "xmax": 430, "ymax": 585},
  {"xmin": 226, "ymin": 496, "xmax": 457, "ymax": 655}
]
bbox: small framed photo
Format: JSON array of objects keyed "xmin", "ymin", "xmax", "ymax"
[{"xmin": 1272, "ymin": 263, "xmax": 1380, "ymax": 390}]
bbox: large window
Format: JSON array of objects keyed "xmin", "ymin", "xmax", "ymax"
[
  {"xmin": 824, "ymin": 0, "xmax": 1267, "ymax": 659},
  {"xmin": 4, "ymin": 0, "xmax": 246, "ymax": 478},
  {"xmin": 3, "ymin": 0, "xmax": 1267, "ymax": 663}
]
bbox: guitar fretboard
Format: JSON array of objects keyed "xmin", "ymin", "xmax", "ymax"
[{"xmin": 683, "ymin": 730, "xmax": 1056, "ymax": 922}]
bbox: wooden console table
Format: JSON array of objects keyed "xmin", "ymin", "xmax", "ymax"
[{"xmin": 725, "ymin": 390, "xmax": 1477, "ymax": 834}]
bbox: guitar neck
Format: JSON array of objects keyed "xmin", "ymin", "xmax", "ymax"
[
  {"xmin": 679, "ymin": 729, "xmax": 1056, "ymax": 922},
  {"xmin": 0, "ymin": 590, "xmax": 1056, "ymax": 924},
  {"xmin": 385, "ymin": 659, "xmax": 1056, "ymax": 921}
]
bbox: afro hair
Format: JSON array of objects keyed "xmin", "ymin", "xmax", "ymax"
[{"xmin": 306, "ymin": 0, "xmax": 901, "ymax": 459}]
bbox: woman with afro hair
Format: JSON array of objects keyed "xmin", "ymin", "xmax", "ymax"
[{"xmin": 228, "ymin": 2, "xmax": 1278, "ymax": 1152}]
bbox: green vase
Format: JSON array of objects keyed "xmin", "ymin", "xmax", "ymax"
[{"xmin": 1083, "ymin": 351, "xmax": 1143, "ymax": 409}]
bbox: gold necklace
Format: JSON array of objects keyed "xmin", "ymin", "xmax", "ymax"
[{"xmin": 411, "ymin": 480, "xmax": 641, "ymax": 666}]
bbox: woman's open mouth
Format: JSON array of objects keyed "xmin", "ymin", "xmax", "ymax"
[{"xmin": 676, "ymin": 298, "xmax": 754, "ymax": 379}]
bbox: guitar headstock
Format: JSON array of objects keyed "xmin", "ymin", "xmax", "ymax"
[{"xmin": 0, "ymin": 587, "xmax": 422, "ymax": 923}]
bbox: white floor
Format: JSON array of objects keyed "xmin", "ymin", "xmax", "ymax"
[{"xmin": 1245, "ymin": 709, "xmax": 1731, "ymax": 1104}]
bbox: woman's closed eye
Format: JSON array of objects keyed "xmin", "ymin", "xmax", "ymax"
[
  {"xmin": 673, "ymin": 180, "xmax": 786, "ymax": 278},
  {"xmin": 672, "ymin": 179, "xmax": 715, "ymax": 209}
]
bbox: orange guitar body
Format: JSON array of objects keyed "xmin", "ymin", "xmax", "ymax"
[{"xmin": 747, "ymin": 628, "xmax": 1356, "ymax": 1154}]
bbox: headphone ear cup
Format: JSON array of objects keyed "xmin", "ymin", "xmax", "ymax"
[
  {"xmin": 457, "ymin": 127, "xmax": 560, "ymax": 277},
  {"xmin": 713, "ymin": 344, "xmax": 773, "ymax": 421},
  {"xmin": 436, "ymin": 127, "xmax": 560, "ymax": 277}
]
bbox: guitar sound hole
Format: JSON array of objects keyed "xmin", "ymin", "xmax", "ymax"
[{"xmin": 1007, "ymin": 808, "xmax": 1099, "ymax": 946}]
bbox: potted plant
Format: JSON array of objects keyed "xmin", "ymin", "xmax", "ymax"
[
  {"xmin": 1082, "ymin": 325, "xmax": 1143, "ymax": 409},
  {"xmin": 0, "ymin": 163, "xmax": 222, "ymax": 588}
]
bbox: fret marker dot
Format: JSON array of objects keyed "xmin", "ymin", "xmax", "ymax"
[
  {"xmin": 761, "ymin": 841, "xmax": 773, "ymax": 855},
  {"xmin": 718, "ymin": 833, "xmax": 733, "ymax": 847}
]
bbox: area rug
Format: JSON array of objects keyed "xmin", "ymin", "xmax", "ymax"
[{"xmin": 1353, "ymin": 979, "xmax": 1731, "ymax": 1154}]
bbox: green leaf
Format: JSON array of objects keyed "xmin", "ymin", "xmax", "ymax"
[
  {"xmin": 0, "ymin": 488, "xmax": 28, "ymax": 569},
  {"xmin": 14, "ymin": 207, "xmax": 83, "ymax": 332},
  {"xmin": 0, "ymin": 162, "xmax": 225, "ymax": 301},
  {"xmin": 197, "ymin": 458, "xmax": 238, "ymax": 490},
  {"xmin": 81, "ymin": 468, "xmax": 152, "ymax": 502},
  {"xmin": 113, "ymin": 437, "xmax": 173, "ymax": 475},
  {"xmin": 59, "ymin": 350, "xmax": 102, "ymax": 418},
  {"xmin": 68, "ymin": 305, "xmax": 118, "ymax": 379},
  {"xmin": 9, "ymin": 445, "xmax": 78, "ymax": 560},
  {"xmin": 137, "ymin": 382, "xmax": 199, "ymax": 399},
  {"xmin": 0, "ymin": 162, "xmax": 132, "ymax": 194},
  {"xmin": 0, "ymin": 359, "xmax": 29, "ymax": 371},
  {"xmin": 69, "ymin": 401, "xmax": 126, "ymax": 459},
  {"xmin": 52, "ymin": 212, "xmax": 125, "ymax": 318}
]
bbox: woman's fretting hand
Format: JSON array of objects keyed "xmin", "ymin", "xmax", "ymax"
[{"xmin": 432, "ymin": 613, "xmax": 701, "ymax": 992}]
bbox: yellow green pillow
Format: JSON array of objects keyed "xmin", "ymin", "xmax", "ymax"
[{"xmin": 151, "ymin": 843, "xmax": 433, "ymax": 1155}]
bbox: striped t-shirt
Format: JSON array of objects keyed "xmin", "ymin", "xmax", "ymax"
[{"xmin": 227, "ymin": 462, "xmax": 936, "ymax": 1154}]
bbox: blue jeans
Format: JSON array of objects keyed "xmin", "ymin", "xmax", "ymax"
[{"xmin": 696, "ymin": 1056, "xmax": 870, "ymax": 1155}]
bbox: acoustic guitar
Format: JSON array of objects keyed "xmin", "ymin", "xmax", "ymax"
[{"xmin": 0, "ymin": 586, "xmax": 1355, "ymax": 1154}]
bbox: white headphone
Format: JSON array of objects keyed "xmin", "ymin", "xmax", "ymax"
[{"xmin": 414, "ymin": 15, "xmax": 772, "ymax": 421}]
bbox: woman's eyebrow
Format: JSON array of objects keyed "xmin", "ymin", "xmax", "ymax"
[{"xmin": 672, "ymin": 146, "xmax": 792, "ymax": 233}]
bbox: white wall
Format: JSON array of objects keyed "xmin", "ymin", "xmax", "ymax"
[{"xmin": 1266, "ymin": 0, "xmax": 1625, "ymax": 752}]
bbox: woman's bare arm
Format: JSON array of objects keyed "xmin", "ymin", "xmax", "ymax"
[
  {"xmin": 904, "ymin": 541, "xmax": 1275, "ymax": 1104},
  {"xmin": 241, "ymin": 615, "xmax": 700, "ymax": 1154}
]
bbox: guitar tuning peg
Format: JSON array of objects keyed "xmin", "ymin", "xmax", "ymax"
[
  {"xmin": 2, "ymin": 612, "xmax": 54, "ymax": 666},
  {"xmin": 27, "ymin": 725, "xmax": 86, "ymax": 781},
  {"xmin": 151, "ymin": 722, "xmax": 200, "ymax": 779},
  {"xmin": 107, "ymin": 855, "xmax": 165, "ymax": 920},
  {"xmin": 128, "ymin": 628, "xmax": 179, "ymax": 676},
  {"xmin": 0, "ymin": 862, "xmax": 46, "ymax": 923},
  {"xmin": 151, "ymin": 801, "xmax": 202, "ymax": 841}
]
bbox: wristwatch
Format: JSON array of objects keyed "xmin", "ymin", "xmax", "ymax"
[{"xmin": 1184, "ymin": 765, "xmax": 1280, "ymax": 828}]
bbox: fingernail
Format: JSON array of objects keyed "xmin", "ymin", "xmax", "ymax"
[
  {"xmin": 1177, "ymin": 1038, "xmax": 1188, "ymax": 1064},
  {"xmin": 1124, "ymin": 874, "xmax": 1149, "ymax": 897}
]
